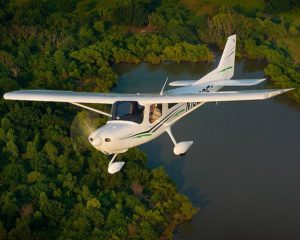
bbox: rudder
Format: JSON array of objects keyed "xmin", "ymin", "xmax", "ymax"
[
  {"xmin": 216, "ymin": 34, "xmax": 236, "ymax": 80},
  {"xmin": 192, "ymin": 34, "xmax": 236, "ymax": 85}
]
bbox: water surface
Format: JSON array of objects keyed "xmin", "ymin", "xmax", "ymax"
[{"xmin": 113, "ymin": 59, "xmax": 300, "ymax": 240}]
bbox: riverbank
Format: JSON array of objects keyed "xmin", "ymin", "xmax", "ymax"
[
  {"xmin": 1, "ymin": 1, "xmax": 299, "ymax": 239},
  {"xmin": 114, "ymin": 61, "xmax": 300, "ymax": 240}
]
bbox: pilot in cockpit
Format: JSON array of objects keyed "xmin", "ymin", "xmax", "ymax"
[{"xmin": 149, "ymin": 104, "xmax": 162, "ymax": 123}]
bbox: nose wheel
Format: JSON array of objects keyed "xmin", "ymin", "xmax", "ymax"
[{"xmin": 108, "ymin": 154, "xmax": 125, "ymax": 174}]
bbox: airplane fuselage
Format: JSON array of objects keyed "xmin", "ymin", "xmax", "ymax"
[
  {"xmin": 88, "ymin": 83, "xmax": 222, "ymax": 155},
  {"xmin": 89, "ymin": 101, "xmax": 204, "ymax": 154}
]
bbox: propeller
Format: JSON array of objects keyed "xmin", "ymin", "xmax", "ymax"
[
  {"xmin": 71, "ymin": 111, "xmax": 100, "ymax": 153},
  {"xmin": 71, "ymin": 109, "xmax": 125, "ymax": 174}
]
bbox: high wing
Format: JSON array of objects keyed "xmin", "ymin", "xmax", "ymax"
[{"xmin": 4, "ymin": 89, "xmax": 292, "ymax": 104}]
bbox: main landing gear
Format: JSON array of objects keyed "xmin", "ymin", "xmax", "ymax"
[
  {"xmin": 166, "ymin": 128, "xmax": 193, "ymax": 156},
  {"xmin": 107, "ymin": 128, "xmax": 193, "ymax": 174}
]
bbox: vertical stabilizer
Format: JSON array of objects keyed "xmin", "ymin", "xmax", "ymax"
[
  {"xmin": 193, "ymin": 35, "xmax": 236, "ymax": 85},
  {"xmin": 216, "ymin": 34, "xmax": 236, "ymax": 80}
]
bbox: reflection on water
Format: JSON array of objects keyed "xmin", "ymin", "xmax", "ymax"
[{"xmin": 113, "ymin": 59, "xmax": 300, "ymax": 240}]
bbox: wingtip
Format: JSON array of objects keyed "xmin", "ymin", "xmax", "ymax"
[
  {"xmin": 283, "ymin": 88, "xmax": 294, "ymax": 93},
  {"xmin": 228, "ymin": 34, "xmax": 236, "ymax": 39},
  {"xmin": 257, "ymin": 78, "xmax": 267, "ymax": 83},
  {"xmin": 271, "ymin": 88, "xmax": 294, "ymax": 97},
  {"xmin": 3, "ymin": 91, "xmax": 29, "ymax": 100},
  {"xmin": 3, "ymin": 92, "xmax": 10, "ymax": 100},
  {"xmin": 3, "ymin": 91, "xmax": 20, "ymax": 100}
]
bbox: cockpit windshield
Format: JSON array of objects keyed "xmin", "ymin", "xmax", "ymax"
[{"xmin": 112, "ymin": 101, "xmax": 144, "ymax": 124}]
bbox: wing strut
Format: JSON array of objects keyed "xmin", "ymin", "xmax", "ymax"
[
  {"xmin": 166, "ymin": 128, "xmax": 177, "ymax": 145},
  {"xmin": 70, "ymin": 102, "xmax": 112, "ymax": 117}
]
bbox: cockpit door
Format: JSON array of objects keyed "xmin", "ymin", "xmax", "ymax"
[{"xmin": 112, "ymin": 101, "xmax": 144, "ymax": 124}]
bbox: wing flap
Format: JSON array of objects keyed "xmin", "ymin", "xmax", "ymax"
[
  {"xmin": 4, "ymin": 89, "xmax": 292, "ymax": 104},
  {"xmin": 164, "ymin": 89, "xmax": 291, "ymax": 103}
]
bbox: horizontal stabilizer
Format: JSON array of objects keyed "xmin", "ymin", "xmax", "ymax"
[
  {"xmin": 4, "ymin": 88, "xmax": 292, "ymax": 104},
  {"xmin": 212, "ymin": 78, "xmax": 266, "ymax": 87},
  {"xmin": 169, "ymin": 78, "xmax": 266, "ymax": 87},
  {"xmin": 169, "ymin": 80, "xmax": 196, "ymax": 87}
]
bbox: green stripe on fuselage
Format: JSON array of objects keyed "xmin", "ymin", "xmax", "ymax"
[
  {"xmin": 133, "ymin": 133, "xmax": 152, "ymax": 138},
  {"xmin": 167, "ymin": 109, "xmax": 185, "ymax": 121},
  {"xmin": 130, "ymin": 108, "xmax": 185, "ymax": 139}
]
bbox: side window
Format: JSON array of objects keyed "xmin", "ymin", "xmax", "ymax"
[
  {"xmin": 149, "ymin": 104, "xmax": 162, "ymax": 123},
  {"xmin": 112, "ymin": 101, "xmax": 144, "ymax": 124},
  {"xmin": 168, "ymin": 103, "xmax": 177, "ymax": 109},
  {"xmin": 115, "ymin": 102, "xmax": 132, "ymax": 118}
]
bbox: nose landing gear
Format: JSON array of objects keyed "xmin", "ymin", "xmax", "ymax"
[{"xmin": 108, "ymin": 154, "xmax": 125, "ymax": 174}]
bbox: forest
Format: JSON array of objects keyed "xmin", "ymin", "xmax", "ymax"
[{"xmin": 0, "ymin": 0, "xmax": 300, "ymax": 239}]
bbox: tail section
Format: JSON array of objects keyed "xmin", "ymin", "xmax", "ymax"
[
  {"xmin": 193, "ymin": 35, "xmax": 236, "ymax": 85},
  {"xmin": 216, "ymin": 34, "xmax": 236, "ymax": 80}
]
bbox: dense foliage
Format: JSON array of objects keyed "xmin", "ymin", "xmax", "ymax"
[
  {"xmin": 197, "ymin": 7, "xmax": 300, "ymax": 101},
  {"xmin": 1, "ymin": 0, "xmax": 300, "ymax": 239},
  {"xmin": 264, "ymin": 0, "xmax": 300, "ymax": 13},
  {"xmin": 0, "ymin": 0, "xmax": 206, "ymax": 239}
]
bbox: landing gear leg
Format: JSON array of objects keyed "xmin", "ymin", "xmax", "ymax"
[
  {"xmin": 166, "ymin": 127, "xmax": 193, "ymax": 156},
  {"xmin": 166, "ymin": 128, "xmax": 177, "ymax": 145},
  {"xmin": 108, "ymin": 154, "xmax": 125, "ymax": 174}
]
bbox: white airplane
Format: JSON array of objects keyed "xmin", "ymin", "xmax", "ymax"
[{"xmin": 4, "ymin": 35, "xmax": 292, "ymax": 174}]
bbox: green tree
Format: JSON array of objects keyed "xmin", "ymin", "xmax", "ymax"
[{"xmin": 0, "ymin": 221, "xmax": 7, "ymax": 240}]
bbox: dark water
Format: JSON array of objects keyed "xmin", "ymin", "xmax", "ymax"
[{"xmin": 113, "ymin": 59, "xmax": 300, "ymax": 240}]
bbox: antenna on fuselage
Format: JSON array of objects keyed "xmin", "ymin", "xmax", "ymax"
[{"xmin": 160, "ymin": 77, "xmax": 168, "ymax": 96}]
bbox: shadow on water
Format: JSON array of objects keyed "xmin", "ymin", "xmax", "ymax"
[
  {"xmin": 272, "ymin": 93, "xmax": 300, "ymax": 112},
  {"xmin": 140, "ymin": 134, "xmax": 210, "ymax": 208}
]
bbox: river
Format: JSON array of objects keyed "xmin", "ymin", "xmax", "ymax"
[{"xmin": 113, "ymin": 58, "xmax": 300, "ymax": 240}]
